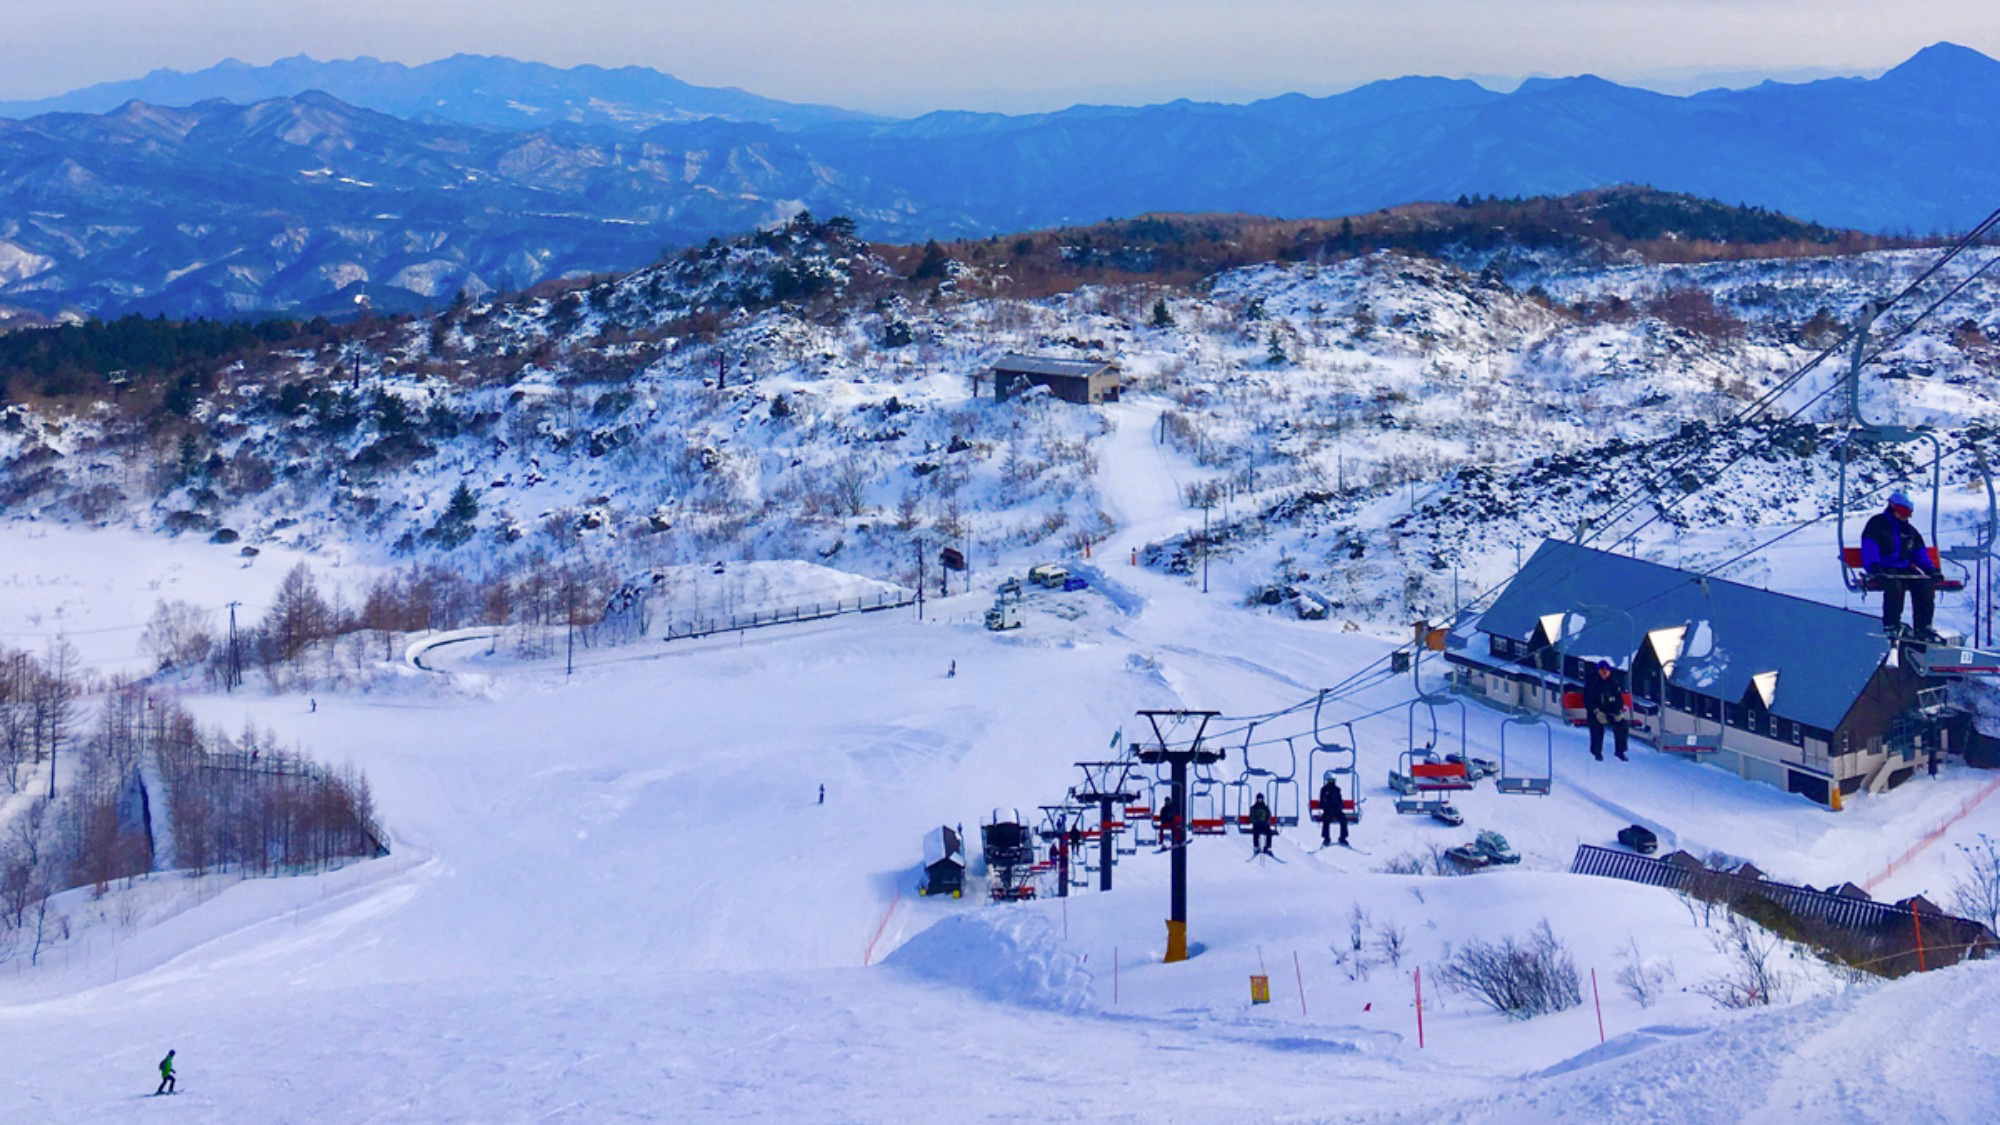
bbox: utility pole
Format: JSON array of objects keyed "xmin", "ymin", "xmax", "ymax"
[
  {"xmin": 225, "ymin": 601, "xmax": 242, "ymax": 692},
  {"xmin": 1201, "ymin": 502, "xmax": 1210, "ymax": 595},
  {"xmin": 1071, "ymin": 761, "xmax": 1140, "ymax": 893},
  {"xmin": 1136, "ymin": 710, "xmax": 1223, "ymax": 963},
  {"xmin": 915, "ymin": 538, "xmax": 926, "ymax": 622}
]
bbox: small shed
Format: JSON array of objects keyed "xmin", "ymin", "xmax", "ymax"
[
  {"xmin": 920, "ymin": 825, "xmax": 966, "ymax": 898},
  {"xmin": 989, "ymin": 353, "xmax": 1121, "ymax": 405}
]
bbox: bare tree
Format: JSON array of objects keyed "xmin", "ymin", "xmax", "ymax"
[
  {"xmin": 1697, "ymin": 913, "xmax": 1789, "ymax": 1009},
  {"xmin": 1438, "ymin": 920, "xmax": 1583, "ymax": 1020},
  {"xmin": 1615, "ymin": 937, "xmax": 1675, "ymax": 1008},
  {"xmin": 141, "ymin": 600, "xmax": 216, "ymax": 671},
  {"xmin": 1952, "ymin": 833, "xmax": 2000, "ymax": 933}
]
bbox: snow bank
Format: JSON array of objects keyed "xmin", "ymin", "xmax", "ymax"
[{"xmin": 883, "ymin": 911, "xmax": 1095, "ymax": 1012}]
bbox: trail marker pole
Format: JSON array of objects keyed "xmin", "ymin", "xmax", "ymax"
[
  {"xmin": 1591, "ymin": 968, "xmax": 1605, "ymax": 1044},
  {"xmin": 1912, "ymin": 902, "xmax": 1928, "ymax": 972},
  {"xmin": 1294, "ymin": 950, "xmax": 1307, "ymax": 1016},
  {"xmin": 1414, "ymin": 967, "xmax": 1425, "ymax": 1048}
]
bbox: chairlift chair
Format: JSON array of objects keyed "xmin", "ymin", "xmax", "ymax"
[
  {"xmin": 1496, "ymin": 711, "xmax": 1553, "ymax": 796},
  {"xmin": 1308, "ymin": 718, "xmax": 1365, "ymax": 825},
  {"xmin": 1187, "ymin": 768, "xmax": 1228, "ymax": 836}
]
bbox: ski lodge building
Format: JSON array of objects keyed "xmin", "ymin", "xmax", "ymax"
[
  {"xmin": 1446, "ymin": 539, "xmax": 1952, "ymax": 807},
  {"xmin": 988, "ymin": 353, "xmax": 1121, "ymax": 405}
]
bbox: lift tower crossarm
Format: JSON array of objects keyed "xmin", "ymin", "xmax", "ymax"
[{"xmin": 1071, "ymin": 760, "xmax": 1141, "ymax": 892}]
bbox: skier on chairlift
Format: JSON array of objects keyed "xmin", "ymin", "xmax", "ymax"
[
  {"xmin": 1157, "ymin": 791, "xmax": 1182, "ymax": 850},
  {"xmin": 1248, "ymin": 793, "xmax": 1275, "ymax": 856},
  {"xmin": 1584, "ymin": 660, "xmax": 1630, "ymax": 762},
  {"xmin": 1863, "ymin": 490, "xmax": 1944, "ymax": 641},
  {"xmin": 1318, "ymin": 770, "xmax": 1349, "ymax": 846}
]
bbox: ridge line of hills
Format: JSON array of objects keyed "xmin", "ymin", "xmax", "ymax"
[{"xmin": 0, "ymin": 43, "xmax": 1995, "ymax": 321}]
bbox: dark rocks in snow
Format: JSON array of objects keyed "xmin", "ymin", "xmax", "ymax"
[
  {"xmin": 209, "ymin": 528, "xmax": 239, "ymax": 544},
  {"xmin": 912, "ymin": 462, "xmax": 939, "ymax": 477}
]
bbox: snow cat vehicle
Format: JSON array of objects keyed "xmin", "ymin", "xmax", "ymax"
[
  {"xmin": 1430, "ymin": 802, "xmax": 1465, "ymax": 828},
  {"xmin": 981, "ymin": 810, "xmax": 1038, "ymax": 902}
]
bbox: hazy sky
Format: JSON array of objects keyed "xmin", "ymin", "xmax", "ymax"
[{"xmin": 5, "ymin": 0, "xmax": 1994, "ymax": 113}]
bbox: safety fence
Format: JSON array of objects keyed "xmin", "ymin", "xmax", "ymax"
[
  {"xmin": 660, "ymin": 589, "xmax": 916, "ymax": 642},
  {"xmin": 1571, "ymin": 844, "xmax": 1996, "ymax": 971}
]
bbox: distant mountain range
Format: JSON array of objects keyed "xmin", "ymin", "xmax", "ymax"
[
  {"xmin": 0, "ymin": 53, "xmax": 881, "ymax": 132},
  {"xmin": 1, "ymin": 43, "xmax": 1995, "ymax": 320}
]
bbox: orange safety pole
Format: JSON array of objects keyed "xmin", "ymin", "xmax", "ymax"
[
  {"xmin": 1912, "ymin": 902, "xmax": 1927, "ymax": 972},
  {"xmin": 1414, "ymin": 967, "xmax": 1425, "ymax": 1048},
  {"xmin": 1591, "ymin": 968, "xmax": 1605, "ymax": 1044}
]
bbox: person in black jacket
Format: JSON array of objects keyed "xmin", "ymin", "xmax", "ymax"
[
  {"xmin": 1156, "ymin": 792, "xmax": 1182, "ymax": 849},
  {"xmin": 1861, "ymin": 491, "xmax": 1941, "ymax": 640},
  {"xmin": 1583, "ymin": 660, "xmax": 1629, "ymax": 761},
  {"xmin": 1318, "ymin": 772, "xmax": 1349, "ymax": 846},
  {"xmin": 1247, "ymin": 794, "xmax": 1275, "ymax": 855}
]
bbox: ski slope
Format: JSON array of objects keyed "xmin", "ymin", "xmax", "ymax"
[{"xmin": 4, "ymin": 404, "xmax": 2000, "ymax": 1121}]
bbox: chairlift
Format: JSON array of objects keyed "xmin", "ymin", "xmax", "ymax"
[
  {"xmin": 1187, "ymin": 766, "xmax": 1228, "ymax": 836},
  {"xmin": 1657, "ymin": 708, "xmax": 1723, "ymax": 755},
  {"xmin": 1309, "ymin": 711, "xmax": 1365, "ymax": 825},
  {"xmin": 1833, "ymin": 301, "xmax": 1967, "ymax": 602},
  {"xmin": 1390, "ymin": 692, "xmax": 1471, "ymax": 811},
  {"xmin": 1496, "ymin": 710, "xmax": 1554, "ymax": 796}
]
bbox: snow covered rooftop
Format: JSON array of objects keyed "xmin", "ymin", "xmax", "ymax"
[
  {"xmin": 1481, "ymin": 539, "xmax": 1893, "ymax": 731},
  {"xmin": 990, "ymin": 352, "xmax": 1115, "ymax": 378}
]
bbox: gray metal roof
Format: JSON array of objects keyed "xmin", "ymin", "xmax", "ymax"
[
  {"xmin": 991, "ymin": 353, "xmax": 1115, "ymax": 378},
  {"xmin": 1479, "ymin": 539, "xmax": 1891, "ymax": 731}
]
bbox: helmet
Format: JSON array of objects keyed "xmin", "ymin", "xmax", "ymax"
[{"xmin": 1324, "ymin": 769, "xmax": 1336, "ymax": 781}]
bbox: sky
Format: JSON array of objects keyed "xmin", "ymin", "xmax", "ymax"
[{"xmin": 3, "ymin": 0, "xmax": 1995, "ymax": 113}]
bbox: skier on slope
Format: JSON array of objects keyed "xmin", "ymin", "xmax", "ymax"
[
  {"xmin": 1248, "ymin": 793, "xmax": 1275, "ymax": 856},
  {"xmin": 155, "ymin": 1049, "xmax": 176, "ymax": 1095},
  {"xmin": 1583, "ymin": 660, "xmax": 1630, "ymax": 761},
  {"xmin": 1318, "ymin": 771, "xmax": 1349, "ymax": 847}
]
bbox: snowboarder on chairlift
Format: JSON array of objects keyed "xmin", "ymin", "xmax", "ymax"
[
  {"xmin": 1863, "ymin": 491, "xmax": 1943, "ymax": 641},
  {"xmin": 155, "ymin": 1049, "xmax": 176, "ymax": 1095},
  {"xmin": 1318, "ymin": 771, "xmax": 1349, "ymax": 846},
  {"xmin": 1248, "ymin": 794, "xmax": 1275, "ymax": 855},
  {"xmin": 1583, "ymin": 660, "xmax": 1630, "ymax": 762}
]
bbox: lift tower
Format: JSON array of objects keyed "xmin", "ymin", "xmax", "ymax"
[{"xmin": 1135, "ymin": 709, "xmax": 1224, "ymax": 963}]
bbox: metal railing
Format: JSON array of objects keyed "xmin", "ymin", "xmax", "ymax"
[{"xmin": 660, "ymin": 589, "xmax": 917, "ymax": 642}]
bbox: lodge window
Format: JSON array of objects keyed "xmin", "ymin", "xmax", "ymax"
[{"xmin": 1667, "ymin": 684, "xmax": 1687, "ymax": 709}]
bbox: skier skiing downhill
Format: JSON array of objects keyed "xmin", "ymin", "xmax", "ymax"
[
  {"xmin": 1863, "ymin": 490, "xmax": 1943, "ymax": 640},
  {"xmin": 1583, "ymin": 660, "xmax": 1630, "ymax": 761},
  {"xmin": 1248, "ymin": 794, "xmax": 1275, "ymax": 855},
  {"xmin": 155, "ymin": 1049, "xmax": 176, "ymax": 1095},
  {"xmin": 1318, "ymin": 772, "xmax": 1349, "ymax": 846}
]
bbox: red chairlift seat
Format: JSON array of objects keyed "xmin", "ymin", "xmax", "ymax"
[
  {"xmin": 1408, "ymin": 760, "xmax": 1473, "ymax": 791},
  {"xmin": 1189, "ymin": 817, "xmax": 1228, "ymax": 835},
  {"xmin": 1839, "ymin": 546, "xmax": 1964, "ymax": 593},
  {"xmin": 1308, "ymin": 798, "xmax": 1362, "ymax": 820}
]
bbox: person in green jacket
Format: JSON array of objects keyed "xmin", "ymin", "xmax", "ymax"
[{"xmin": 155, "ymin": 1049, "xmax": 176, "ymax": 1095}]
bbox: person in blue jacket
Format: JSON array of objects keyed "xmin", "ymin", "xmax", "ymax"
[{"xmin": 1862, "ymin": 491, "xmax": 1941, "ymax": 640}]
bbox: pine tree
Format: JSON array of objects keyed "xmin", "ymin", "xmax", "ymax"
[
  {"xmin": 911, "ymin": 240, "xmax": 951, "ymax": 280},
  {"xmin": 1266, "ymin": 330, "xmax": 1288, "ymax": 367},
  {"xmin": 1151, "ymin": 299, "xmax": 1175, "ymax": 329}
]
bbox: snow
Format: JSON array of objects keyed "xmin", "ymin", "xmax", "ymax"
[{"xmin": 3, "ymin": 239, "xmax": 2000, "ymax": 1118}]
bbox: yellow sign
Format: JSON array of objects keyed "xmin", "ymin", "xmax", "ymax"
[{"xmin": 1250, "ymin": 974, "xmax": 1271, "ymax": 1004}]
